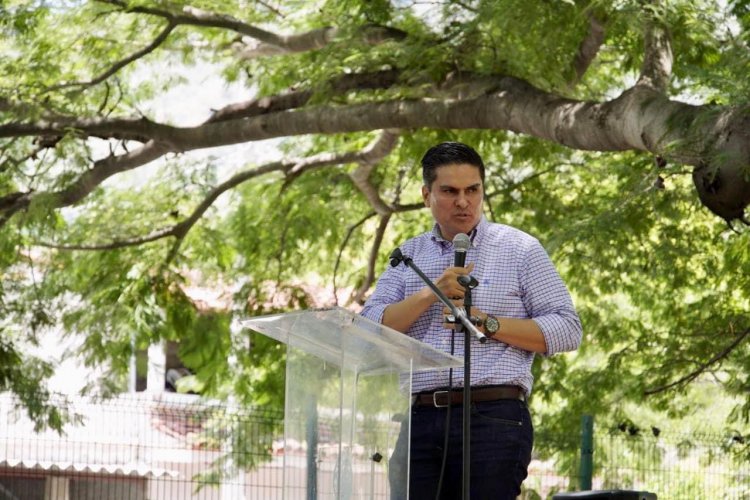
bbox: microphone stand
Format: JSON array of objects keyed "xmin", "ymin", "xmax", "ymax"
[
  {"xmin": 456, "ymin": 274, "xmax": 478, "ymax": 500},
  {"xmin": 389, "ymin": 249, "xmax": 485, "ymax": 500},
  {"xmin": 389, "ymin": 248, "xmax": 486, "ymax": 345}
]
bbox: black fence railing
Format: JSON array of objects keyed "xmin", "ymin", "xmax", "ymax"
[
  {"xmin": 523, "ymin": 425, "xmax": 750, "ymax": 499},
  {"xmin": 1, "ymin": 394, "xmax": 747, "ymax": 499}
]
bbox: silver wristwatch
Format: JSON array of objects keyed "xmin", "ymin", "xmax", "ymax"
[{"xmin": 484, "ymin": 315, "xmax": 500, "ymax": 335}]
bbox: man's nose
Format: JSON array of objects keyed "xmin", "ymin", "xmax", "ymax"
[{"xmin": 455, "ymin": 193, "xmax": 469, "ymax": 208}]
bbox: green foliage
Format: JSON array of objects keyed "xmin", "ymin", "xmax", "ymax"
[
  {"xmin": 0, "ymin": 334, "xmax": 67, "ymax": 432},
  {"xmin": 1, "ymin": 0, "xmax": 749, "ymax": 477}
]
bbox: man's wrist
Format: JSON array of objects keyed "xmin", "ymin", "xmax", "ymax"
[
  {"xmin": 483, "ymin": 314, "xmax": 500, "ymax": 337},
  {"xmin": 420, "ymin": 286, "xmax": 438, "ymax": 305}
]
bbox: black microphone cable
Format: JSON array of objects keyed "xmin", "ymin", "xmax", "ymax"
[
  {"xmin": 435, "ymin": 332, "xmax": 456, "ymax": 500},
  {"xmin": 435, "ymin": 232, "xmax": 471, "ymax": 500}
]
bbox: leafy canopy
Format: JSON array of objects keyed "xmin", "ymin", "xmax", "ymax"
[{"xmin": 0, "ymin": 0, "xmax": 748, "ymax": 448}]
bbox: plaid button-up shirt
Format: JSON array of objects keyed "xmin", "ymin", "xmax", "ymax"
[{"xmin": 360, "ymin": 216, "xmax": 582, "ymax": 395}]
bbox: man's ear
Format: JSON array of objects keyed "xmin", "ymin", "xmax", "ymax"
[{"xmin": 422, "ymin": 185, "xmax": 430, "ymax": 207}]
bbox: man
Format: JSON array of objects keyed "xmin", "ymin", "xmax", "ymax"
[{"xmin": 360, "ymin": 142, "xmax": 582, "ymax": 499}]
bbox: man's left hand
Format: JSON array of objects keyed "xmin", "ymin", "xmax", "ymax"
[{"xmin": 442, "ymin": 301, "xmax": 487, "ymax": 331}]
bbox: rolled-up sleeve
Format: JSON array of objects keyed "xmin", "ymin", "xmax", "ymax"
[
  {"xmin": 360, "ymin": 264, "xmax": 406, "ymax": 324},
  {"xmin": 520, "ymin": 239, "xmax": 582, "ymax": 356}
]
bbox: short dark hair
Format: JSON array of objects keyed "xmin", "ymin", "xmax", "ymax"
[{"xmin": 421, "ymin": 142, "xmax": 485, "ymax": 188}]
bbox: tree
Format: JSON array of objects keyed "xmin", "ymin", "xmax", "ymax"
[{"xmin": 0, "ymin": 0, "xmax": 748, "ymax": 440}]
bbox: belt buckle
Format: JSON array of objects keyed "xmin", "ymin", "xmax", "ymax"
[{"xmin": 432, "ymin": 390, "xmax": 449, "ymax": 408}]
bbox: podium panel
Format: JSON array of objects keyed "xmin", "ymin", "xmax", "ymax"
[{"xmin": 241, "ymin": 307, "xmax": 462, "ymax": 500}]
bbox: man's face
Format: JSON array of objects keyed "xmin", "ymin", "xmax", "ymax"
[{"xmin": 422, "ymin": 163, "xmax": 484, "ymax": 241}]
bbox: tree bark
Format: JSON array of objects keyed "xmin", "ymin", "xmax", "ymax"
[{"xmin": 1, "ymin": 76, "xmax": 749, "ymax": 225}]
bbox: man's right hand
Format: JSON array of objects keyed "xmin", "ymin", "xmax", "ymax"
[
  {"xmin": 383, "ymin": 262, "xmax": 475, "ymax": 334},
  {"xmin": 433, "ymin": 262, "xmax": 475, "ymax": 301}
]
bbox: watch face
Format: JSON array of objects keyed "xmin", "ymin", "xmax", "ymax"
[{"xmin": 485, "ymin": 316, "xmax": 499, "ymax": 334}]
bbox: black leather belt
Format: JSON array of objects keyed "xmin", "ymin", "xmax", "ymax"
[{"xmin": 413, "ymin": 385, "xmax": 526, "ymax": 407}]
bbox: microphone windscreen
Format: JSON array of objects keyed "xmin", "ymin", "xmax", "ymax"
[{"xmin": 453, "ymin": 233, "xmax": 471, "ymax": 253}]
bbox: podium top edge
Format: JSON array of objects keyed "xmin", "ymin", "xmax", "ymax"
[{"xmin": 236, "ymin": 307, "xmax": 462, "ymax": 370}]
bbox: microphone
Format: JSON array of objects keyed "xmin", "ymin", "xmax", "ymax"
[
  {"xmin": 388, "ymin": 244, "xmax": 487, "ymax": 344},
  {"xmin": 452, "ymin": 232, "xmax": 486, "ymax": 343},
  {"xmin": 453, "ymin": 233, "xmax": 471, "ymax": 267}
]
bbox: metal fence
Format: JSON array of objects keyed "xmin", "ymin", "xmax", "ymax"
[
  {"xmin": 595, "ymin": 428, "xmax": 749, "ymax": 499},
  {"xmin": 1, "ymin": 394, "xmax": 748, "ymax": 499},
  {"xmin": 0, "ymin": 393, "xmax": 283, "ymax": 500},
  {"xmin": 523, "ymin": 422, "xmax": 750, "ymax": 499}
]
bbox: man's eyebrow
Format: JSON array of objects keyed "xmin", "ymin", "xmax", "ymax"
[{"xmin": 437, "ymin": 182, "xmax": 482, "ymax": 189}]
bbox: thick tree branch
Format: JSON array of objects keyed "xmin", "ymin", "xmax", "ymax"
[
  {"xmin": 58, "ymin": 141, "xmax": 171, "ymax": 207},
  {"xmin": 207, "ymin": 70, "xmax": 400, "ymax": 123},
  {"xmin": 233, "ymin": 26, "xmax": 337, "ymax": 58},
  {"xmin": 637, "ymin": 1, "xmax": 673, "ymax": 92},
  {"xmin": 333, "ymin": 211, "xmax": 376, "ymax": 305},
  {"xmin": 346, "ymin": 158, "xmax": 426, "ymax": 306},
  {"xmin": 1, "ymin": 141, "xmax": 170, "ymax": 224},
  {"xmin": 0, "ymin": 116, "xmax": 171, "ymax": 143},
  {"xmin": 336, "ymin": 130, "xmax": 401, "ymax": 303},
  {"xmin": 348, "ymin": 129, "xmax": 401, "ymax": 216},
  {"xmin": 0, "ymin": 191, "xmax": 34, "ymax": 227},
  {"xmin": 283, "ymin": 129, "xmax": 399, "ymax": 183},
  {"xmin": 2, "ymin": 69, "xmax": 402, "ymax": 139},
  {"xmin": 392, "ymin": 201, "xmax": 425, "ymax": 213},
  {"xmin": 234, "ymin": 25, "xmax": 407, "ymax": 59},
  {"xmin": 4, "ymin": 74, "xmax": 750, "ymax": 227},
  {"xmin": 192, "ymin": 81, "xmax": 747, "ymax": 174},
  {"xmin": 208, "ymin": 91, "xmax": 313, "ymax": 124},
  {"xmin": 0, "ymin": 74, "xmax": 676, "ymax": 152},
  {"xmin": 351, "ymin": 214, "xmax": 391, "ymax": 305},
  {"xmin": 572, "ymin": 12, "xmax": 606, "ymax": 84},
  {"xmin": 644, "ymin": 327, "xmax": 750, "ymax": 395}
]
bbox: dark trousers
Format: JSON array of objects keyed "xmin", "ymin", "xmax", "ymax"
[{"xmin": 389, "ymin": 399, "xmax": 533, "ymax": 500}]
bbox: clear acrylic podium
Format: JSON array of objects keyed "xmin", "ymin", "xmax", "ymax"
[{"xmin": 240, "ymin": 307, "xmax": 462, "ymax": 500}]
